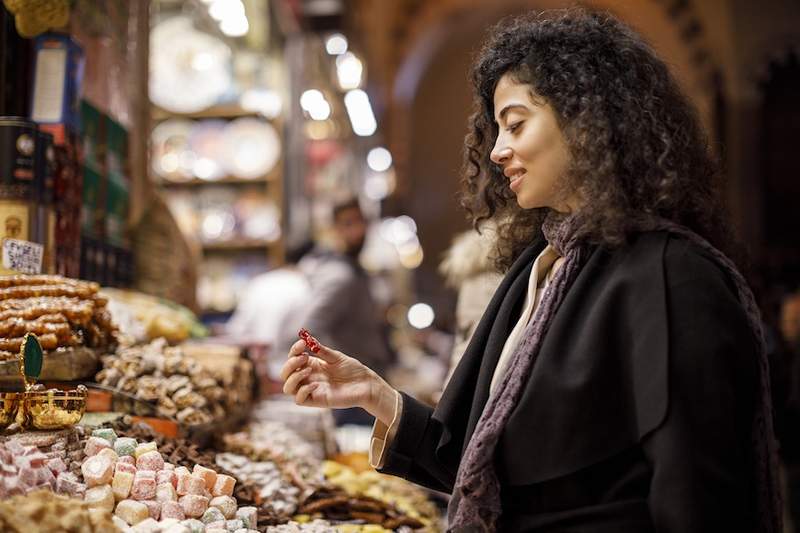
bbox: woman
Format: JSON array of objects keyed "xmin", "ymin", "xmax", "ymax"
[{"xmin": 282, "ymin": 9, "xmax": 781, "ymax": 532}]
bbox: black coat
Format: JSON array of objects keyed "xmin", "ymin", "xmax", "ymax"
[{"xmin": 379, "ymin": 231, "xmax": 759, "ymax": 532}]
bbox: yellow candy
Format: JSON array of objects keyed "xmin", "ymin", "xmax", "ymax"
[
  {"xmin": 44, "ymin": 3, "xmax": 69, "ymax": 28},
  {"xmin": 362, "ymin": 526, "xmax": 389, "ymax": 533},
  {"xmin": 14, "ymin": 13, "xmax": 48, "ymax": 38},
  {"xmin": 292, "ymin": 514, "xmax": 311, "ymax": 524},
  {"xmin": 134, "ymin": 442, "xmax": 158, "ymax": 459}
]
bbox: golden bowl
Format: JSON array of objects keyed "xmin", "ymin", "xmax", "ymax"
[
  {"xmin": 23, "ymin": 388, "xmax": 86, "ymax": 430},
  {"xmin": 0, "ymin": 393, "xmax": 21, "ymax": 429}
]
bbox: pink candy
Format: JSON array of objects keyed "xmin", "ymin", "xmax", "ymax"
[
  {"xmin": 156, "ymin": 482, "xmax": 177, "ymax": 503},
  {"xmin": 130, "ymin": 475, "xmax": 156, "ymax": 500},
  {"xmin": 84, "ymin": 437, "xmax": 112, "ymax": 457},
  {"xmin": 55, "ymin": 472, "xmax": 86, "ymax": 497},
  {"xmin": 161, "ymin": 500, "xmax": 185, "ymax": 520},
  {"xmin": 81, "ymin": 455, "xmax": 114, "ymax": 487},
  {"xmin": 179, "ymin": 494, "xmax": 209, "ymax": 518},
  {"xmin": 18, "ymin": 466, "xmax": 37, "ymax": 487},
  {"xmin": 117, "ymin": 456, "xmax": 136, "ymax": 466},
  {"xmin": 192, "ymin": 464, "xmax": 217, "ymax": 490},
  {"xmin": 175, "ymin": 473, "xmax": 191, "ymax": 496},
  {"xmin": 186, "ymin": 476, "xmax": 206, "ymax": 496},
  {"xmin": 115, "ymin": 461, "xmax": 137, "ymax": 476},
  {"xmin": 176, "ymin": 473, "xmax": 205, "ymax": 496},
  {"xmin": 45, "ymin": 457, "xmax": 67, "ymax": 475},
  {"xmin": 156, "ymin": 469, "xmax": 176, "ymax": 488},
  {"xmin": 136, "ymin": 450, "xmax": 165, "ymax": 472},
  {"xmin": 141, "ymin": 499, "xmax": 161, "ymax": 520},
  {"xmin": 211, "ymin": 474, "xmax": 236, "ymax": 497}
]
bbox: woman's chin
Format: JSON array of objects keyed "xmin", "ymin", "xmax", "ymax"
[{"xmin": 515, "ymin": 195, "xmax": 544, "ymax": 210}]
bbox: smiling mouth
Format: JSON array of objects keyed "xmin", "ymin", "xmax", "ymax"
[{"xmin": 509, "ymin": 172, "xmax": 526, "ymax": 192}]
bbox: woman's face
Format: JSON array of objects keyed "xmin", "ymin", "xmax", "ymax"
[{"xmin": 490, "ymin": 73, "xmax": 574, "ymax": 211}]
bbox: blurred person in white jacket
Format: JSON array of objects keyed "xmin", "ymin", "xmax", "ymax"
[{"xmin": 439, "ymin": 226, "xmax": 503, "ymax": 387}]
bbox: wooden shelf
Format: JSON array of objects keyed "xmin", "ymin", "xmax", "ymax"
[
  {"xmin": 152, "ymin": 104, "xmax": 260, "ymax": 121},
  {"xmin": 202, "ymin": 239, "xmax": 277, "ymax": 252},
  {"xmin": 160, "ymin": 175, "xmax": 271, "ymax": 188}
]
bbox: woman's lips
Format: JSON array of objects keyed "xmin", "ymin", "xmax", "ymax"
[{"xmin": 509, "ymin": 172, "xmax": 526, "ymax": 192}]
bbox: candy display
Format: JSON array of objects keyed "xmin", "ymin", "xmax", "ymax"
[
  {"xmin": 76, "ymin": 433, "xmax": 251, "ymax": 530},
  {"xmin": 223, "ymin": 417, "xmax": 327, "ymax": 488},
  {"xmin": 0, "ymin": 431, "xmax": 86, "ymax": 499},
  {"xmin": 95, "ymin": 339, "xmax": 231, "ymax": 425},
  {"xmin": 264, "ymin": 519, "xmax": 339, "ymax": 532},
  {"xmin": 216, "ymin": 452, "xmax": 301, "ymax": 520},
  {"xmin": 101, "ymin": 288, "xmax": 208, "ymax": 345},
  {"xmin": 322, "ymin": 462, "xmax": 440, "ymax": 532},
  {"xmin": 298, "ymin": 486, "xmax": 425, "ymax": 531},
  {"xmin": 0, "ymin": 275, "xmax": 118, "ymax": 360},
  {"xmin": 0, "ymin": 488, "xmax": 115, "ymax": 532},
  {"xmin": 248, "ymin": 401, "xmax": 338, "ymax": 461}
]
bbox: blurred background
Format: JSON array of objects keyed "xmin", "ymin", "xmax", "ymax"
[{"xmin": 2, "ymin": 0, "xmax": 800, "ymax": 528}]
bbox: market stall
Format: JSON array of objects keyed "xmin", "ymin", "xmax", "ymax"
[
  {"xmin": 0, "ymin": 0, "xmax": 448, "ymax": 530},
  {"xmin": 0, "ymin": 272, "xmax": 444, "ymax": 532}
]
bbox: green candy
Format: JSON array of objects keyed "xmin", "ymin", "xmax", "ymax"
[
  {"xmin": 201, "ymin": 507, "xmax": 226, "ymax": 524},
  {"xmin": 114, "ymin": 437, "xmax": 137, "ymax": 456},
  {"xmin": 91, "ymin": 428, "xmax": 118, "ymax": 445}
]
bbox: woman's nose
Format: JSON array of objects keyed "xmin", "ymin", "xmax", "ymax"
[{"xmin": 490, "ymin": 143, "xmax": 512, "ymax": 165}]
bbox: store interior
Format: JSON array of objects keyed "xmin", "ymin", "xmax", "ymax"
[{"xmin": 1, "ymin": 0, "xmax": 800, "ymax": 531}]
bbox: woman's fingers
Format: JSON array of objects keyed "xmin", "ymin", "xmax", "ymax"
[
  {"xmin": 295, "ymin": 382, "xmax": 320, "ymax": 406},
  {"xmin": 279, "ymin": 353, "xmax": 308, "ymax": 381},
  {"xmin": 283, "ymin": 366, "xmax": 312, "ymax": 395},
  {"xmin": 288, "ymin": 339, "xmax": 309, "ymax": 358}
]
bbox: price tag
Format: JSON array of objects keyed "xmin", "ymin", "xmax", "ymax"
[{"xmin": 2, "ymin": 238, "xmax": 44, "ymax": 274}]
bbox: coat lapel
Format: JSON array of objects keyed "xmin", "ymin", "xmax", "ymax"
[{"xmin": 434, "ymin": 239, "xmax": 546, "ymax": 459}]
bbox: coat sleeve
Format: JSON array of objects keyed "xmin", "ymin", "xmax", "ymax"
[
  {"xmin": 378, "ymin": 393, "xmax": 458, "ymax": 494},
  {"xmin": 643, "ymin": 239, "xmax": 758, "ymax": 532}
]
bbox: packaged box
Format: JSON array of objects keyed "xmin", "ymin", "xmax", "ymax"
[{"xmin": 30, "ymin": 34, "xmax": 85, "ymax": 144}]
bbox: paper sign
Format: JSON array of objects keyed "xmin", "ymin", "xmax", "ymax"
[{"xmin": 2, "ymin": 239, "xmax": 44, "ymax": 274}]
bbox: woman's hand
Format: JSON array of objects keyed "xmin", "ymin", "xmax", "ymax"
[{"xmin": 281, "ymin": 338, "xmax": 397, "ymax": 424}]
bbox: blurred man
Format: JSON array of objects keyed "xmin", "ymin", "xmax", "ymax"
[{"xmin": 287, "ymin": 198, "xmax": 395, "ymax": 424}]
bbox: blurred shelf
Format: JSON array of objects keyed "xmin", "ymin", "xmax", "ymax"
[
  {"xmin": 159, "ymin": 175, "xmax": 271, "ymax": 188},
  {"xmin": 152, "ymin": 104, "xmax": 260, "ymax": 121},
  {"xmin": 202, "ymin": 239, "xmax": 277, "ymax": 252}
]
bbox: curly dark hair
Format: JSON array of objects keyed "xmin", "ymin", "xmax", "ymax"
[{"xmin": 461, "ymin": 8, "xmax": 735, "ymax": 271}]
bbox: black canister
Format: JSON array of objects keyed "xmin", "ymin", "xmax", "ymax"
[
  {"xmin": 35, "ymin": 130, "xmax": 56, "ymax": 273},
  {"xmin": 0, "ymin": 117, "xmax": 39, "ymax": 274},
  {"xmin": 0, "ymin": 117, "xmax": 38, "ymax": 200}
]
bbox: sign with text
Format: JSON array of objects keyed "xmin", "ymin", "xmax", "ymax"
[{"xmin": 2, "ymin": 239, "xmax": 44, "ymax": 274}]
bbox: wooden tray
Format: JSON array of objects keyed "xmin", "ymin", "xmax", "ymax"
[{"xmin": 0, "ymin": 346, "xmax": 99, "ymax": 382}]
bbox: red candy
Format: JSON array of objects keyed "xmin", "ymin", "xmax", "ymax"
[{"xmin": 298, "ymin": 328, "xmax": 320, "ymax": 353}]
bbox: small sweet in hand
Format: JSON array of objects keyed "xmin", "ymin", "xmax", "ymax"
[{"xmin": 297, "ymin": 328, "xmax": 320, "ymax": 353}]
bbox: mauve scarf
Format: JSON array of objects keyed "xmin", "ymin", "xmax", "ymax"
[{"xmin": 447, "ymin": 214, "xmax": 782, "ymax": 533}]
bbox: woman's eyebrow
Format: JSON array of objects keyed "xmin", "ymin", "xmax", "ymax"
[{"xmin": 496, "ymin": 103, "xmax": 528, "ymax": 123}]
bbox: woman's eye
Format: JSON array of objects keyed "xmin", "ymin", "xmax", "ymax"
[{"xmin": 507, "ymin": 121, "xmax": 522, "ymax": 133}]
